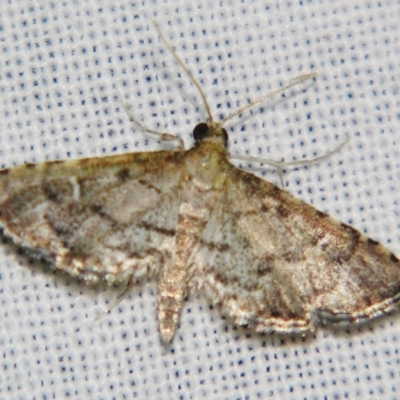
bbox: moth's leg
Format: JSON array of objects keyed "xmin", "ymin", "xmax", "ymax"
[
  {"xmin": 230, "ymin": 138, "xmax": 348, "ymax": 188},
  {"xmin": 121, "ymin": 101, "xmax": 185, "ymax": 150},
  {"xmin": 94, "ymin": 281, "xmax": 134, "ymax": 322}
]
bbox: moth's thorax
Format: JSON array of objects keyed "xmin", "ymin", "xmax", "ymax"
[
  {"xmin": 155, "ymin": 123, "xmax": 230, "ymax": 343},
  {"xmin": 184, "ymin": 138, "xmax": 230, "ymax": 192}
]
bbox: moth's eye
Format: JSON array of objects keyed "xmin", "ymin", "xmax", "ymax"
[
  {"xmin": 193, "ymin": 123, "xmax": 209, "ymax": 142},
  {"xmin": 221, "ymin": 128, "xmax": 228, "ymax": 148}
]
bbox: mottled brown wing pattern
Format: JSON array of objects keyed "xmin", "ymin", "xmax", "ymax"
[
  {"xmin": 0, "ymin": 150, "xmax": 185, "ymax": 284},
  {"xmin": 190, "ymin": 166, "xmax": 400, "ymax": 334},
  {"xmin": 2, "ymin": 17, "xmax": 399, "ymax": 345}
]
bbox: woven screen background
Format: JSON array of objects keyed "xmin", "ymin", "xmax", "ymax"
[{"xmin": 1, "ymin": 0, "xmax": 400, "ymax": 398}]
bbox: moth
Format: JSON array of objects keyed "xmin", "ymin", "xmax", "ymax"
[{"xmin": 1, "ymin": 21, "xmax": 399, "ymax": 344}]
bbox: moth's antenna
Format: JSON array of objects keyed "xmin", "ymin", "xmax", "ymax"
[
  {"xmin": 151, "ymin": 18, "xmax": 214, "ymax": 123},
  {"xmin": 220, "ymin": 72, "xmax": 317, "ymax": 126}
]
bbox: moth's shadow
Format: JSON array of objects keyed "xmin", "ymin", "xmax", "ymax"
[
  {"xmin": 187, "ymin": 292, "xmax": 400, "ymax": 349},
  {"xmin": 0, "ymin": 230, "xmax": 151, "ymax": 313}
]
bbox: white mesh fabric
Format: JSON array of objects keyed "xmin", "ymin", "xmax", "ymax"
[{"xmin": 1, "ymin": 0, "xmax": 400, "ymax": 398}]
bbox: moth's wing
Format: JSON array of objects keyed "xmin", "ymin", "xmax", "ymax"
[
  {"xmin": 0, "ymin": 151, "xmax": 184, "ymax": 284},
  {"xmin": 190, "ymin": 166, "xmax": 400, "ymax": 334}
]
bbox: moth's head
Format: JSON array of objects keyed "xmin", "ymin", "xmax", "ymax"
[{"xmin": 193, "ymin": 122, "xmax": 228, "ymax": 149}]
